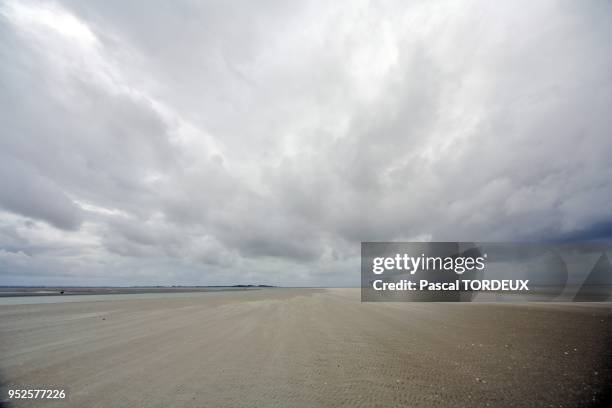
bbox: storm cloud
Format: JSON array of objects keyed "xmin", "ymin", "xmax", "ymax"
[{"xmin": 1, "ymin": 0, "xmax": 611, "ymax": 286}]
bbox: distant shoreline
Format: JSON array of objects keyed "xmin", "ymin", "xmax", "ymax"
[{"xmin": 0, "ymin": 285, "xmax": 276, "ymax": 297}]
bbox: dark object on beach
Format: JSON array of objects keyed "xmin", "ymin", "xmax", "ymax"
[{"xmin": 60, "ymin": 290, "xmax": 65, "ymax": 295}]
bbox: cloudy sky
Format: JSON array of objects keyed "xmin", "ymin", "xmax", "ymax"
[{"xmin": 1, "ymin": 0, "xmax": 611, "ymax": 286}]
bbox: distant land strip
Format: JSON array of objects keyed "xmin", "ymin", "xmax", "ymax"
[{"xmin": 0, "ymin": 285, "xmax": 276, "ymax": 297}]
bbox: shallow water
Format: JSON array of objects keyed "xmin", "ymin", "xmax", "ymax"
[{"xmin": 0, "ymin": 290, "xmax": 235, "ymax": 306}]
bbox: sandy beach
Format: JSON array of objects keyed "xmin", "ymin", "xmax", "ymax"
[{"xmin": 1, "ymin": 289, "xmax": 611, "ymax": 407}]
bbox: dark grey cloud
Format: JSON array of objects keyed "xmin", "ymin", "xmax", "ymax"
[{"xmin": 1, "ymin": 0, "xmax": 611, "ymax": 286}]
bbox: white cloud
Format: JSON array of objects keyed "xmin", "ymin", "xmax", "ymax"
[{"xmin": 1, "ymin": 0, "xmax": 611, "ymax": 285}]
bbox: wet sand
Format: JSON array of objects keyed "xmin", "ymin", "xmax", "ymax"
[{"xmin": 1, "ymin": 288, "xmax": 611, "ymax": 407}]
